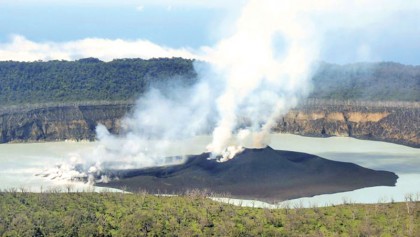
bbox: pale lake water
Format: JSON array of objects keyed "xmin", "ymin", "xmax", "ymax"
[{"xmin": 0, "ymin": 134, "xmax": 419, "ymax": 207}]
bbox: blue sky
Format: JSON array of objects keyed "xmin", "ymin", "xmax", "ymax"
[
  {"xmin": 0, "ymin": 0, "xmax": 419, "ymax": 64},
  {"xmin": 0, "ymin": 4, "xmax": 223, "ymax": 48}
]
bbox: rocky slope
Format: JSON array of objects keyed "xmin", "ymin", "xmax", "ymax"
[
  {"xmin": 275, "ymin": 100, "xmax": 419, "ymax": 148},
  {"xmin": 0, "ymin": 102, "xmax": 132, "ymax": 143},
  {"xmin": 0, "ymin": 100, "xmax": 418, "ymax": 147}
]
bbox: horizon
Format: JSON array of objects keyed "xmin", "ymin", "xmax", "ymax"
[
  {"xmin": 1, "ymin": 57, "xmax": 419, "ymax": 67},
  {"xmin": 0, "ymin": 0, "xmax": 419, "ymax": 65}
]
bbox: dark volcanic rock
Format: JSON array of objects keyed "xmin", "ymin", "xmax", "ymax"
[
  {"xmin": 0, "ymin": 103, "xmax": 132, "ymax": 142},
  {"xmin": 97, "ymin": 146, "xmax": 398, "ymax": 201},
  {"xmin": 1, "ymin": 101, "xmax": 418, "ymax": 147},
  {"xmin": 274, "ymin": 101, "xmax": 420, "ymax": 148}
]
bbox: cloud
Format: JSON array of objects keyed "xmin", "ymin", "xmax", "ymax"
[
  {"xmin": 135, "ymin": 5, "xmax": 144, "ymax": 12},
  {"xmin": 356, "ymin": 44, "xmax": 377, "ymax": 62},
  {"xmin": 0, "ymin": 35, "xmax": 201, "ymax": 62}
]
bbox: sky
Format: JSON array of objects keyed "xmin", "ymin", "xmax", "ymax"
[{"xmin": 0, "ymin": 0, "xmax": 419, "ymax": 64}]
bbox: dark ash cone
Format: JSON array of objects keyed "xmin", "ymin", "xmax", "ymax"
[{"xmin": 97, "ymin": 146, "xmax": 398, "ymax": 202}]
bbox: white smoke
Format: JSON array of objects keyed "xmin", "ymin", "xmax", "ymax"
[
  {"xmin": 40, "ymin": 0, "xmax": 420, "ymax": 182},
  {"xmin": 205, "ymin": 0, "xmax": 319, "ymax": 156},
  {"xmin": 204, "ymin": 0, "xmax": 420, "ymax": 157}
]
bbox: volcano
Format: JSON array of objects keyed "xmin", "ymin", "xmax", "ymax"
[{"xmin": 97, "ymin": 146, "xmax": 398, "ymax": 201}]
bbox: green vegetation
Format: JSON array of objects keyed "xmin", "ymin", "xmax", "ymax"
[
  {"xmin": 0, "ymin": 59, "xmax": 419, "ymax": 106},
  {"xmin": 0, "ymin": 190, "xmax": 419, "ymax": 236},
  {"xmin": 0, "ymin": 58, "xmax": 196, "ymax": 106},
  {"xmin": 310, "ymin": 62, "xmax": 420, "ymax": 101}
]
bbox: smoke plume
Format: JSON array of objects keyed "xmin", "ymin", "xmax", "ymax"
[
  {"xmin": 41, "ymin": 0, "xmax": 420, "ymax": 182},
  {"xmin": 205, "ymin": 0, "xmax": 319, "ymax": 157}
]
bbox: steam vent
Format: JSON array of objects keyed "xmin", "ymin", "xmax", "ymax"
[{"xmin": 97, "ymin": 146, "xmax": 398, "ymax": 201}]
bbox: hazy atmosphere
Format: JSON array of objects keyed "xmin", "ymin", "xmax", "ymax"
[
  {"xmin": 2, "ymin": 0, "xmax": 418, "ymax": 180},
  {"xmin": 0, "ymin": 1, "xmax": 419, "ymax": 236},
  {"xmin": 1, "ymin": 0, "xmax": 420, "ymax": 64}
]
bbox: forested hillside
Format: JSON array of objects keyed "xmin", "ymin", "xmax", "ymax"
[
  {"xmin": 0, "ymin": 58, "xmax": 419, "ymax": 106},
  {"xmin": 0, "ymin": 191, "xmax": 419, "ymax": 236},
  {"xmin": 310, "ymin": 62, "xmax": 420, "ymax": 101},
  {"xmin": 0, "ymin": 58, "xmax": 196, "ymax": 106}
]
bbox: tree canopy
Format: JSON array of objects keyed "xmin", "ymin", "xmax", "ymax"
[
  {"xmin": 0, "ymin": 191, "xmax": 418, "ymax": 236},
  {"xmin": 310, "ymin": 62, "xmax": 420, "ymax": 101},
  {"xmin": 0, "ymin": 58, "xmax": 418, "ymax": 106},
  {"xmin": 0, "ymin": 58, "xmax": 196, "ymax": 106}
]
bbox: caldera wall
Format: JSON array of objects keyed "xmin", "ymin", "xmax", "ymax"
[
  {"xmin": 0, "ymin": 100, "xmax": 418, "ymax": 147},
  {"xmin": 0, "ymin": 102, "xmax": 132, "ymax": 143},
  {"xmin": 274, "ymin": 100, "xmax": 419, "ymax": 147}
]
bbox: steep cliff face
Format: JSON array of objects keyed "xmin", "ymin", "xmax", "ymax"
[
  {"xmin": 0, "ymin": 102, "xmax": 418, "ymax": 148},
  {"xmin": 0, "ymin": 104, "xmax": 132, "ymax": 143},
  {"xmin": 274, "ymin": 101, "xmax": 419, "ymax": 147}
]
